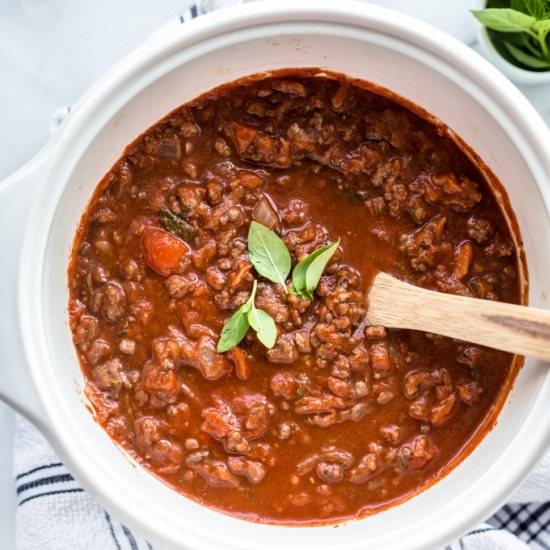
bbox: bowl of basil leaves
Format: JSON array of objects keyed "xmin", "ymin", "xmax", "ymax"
[{"xmin": 473, "ymin": 0, "xmax": 550, "ymax": 84}]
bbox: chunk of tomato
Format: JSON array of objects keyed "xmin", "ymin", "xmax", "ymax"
[{"xmin": 142, "ymin": 228, "xmax": 189, "ymax": 277}]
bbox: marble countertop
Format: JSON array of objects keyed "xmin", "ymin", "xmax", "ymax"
[{"xmin": 1, "ymin": 1, "xmax": 549, "ymax": 547}]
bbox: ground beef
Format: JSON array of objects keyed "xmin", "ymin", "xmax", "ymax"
[{"xmin": 70, "ymin": 69, "xmax": 520, "ymax": 525}]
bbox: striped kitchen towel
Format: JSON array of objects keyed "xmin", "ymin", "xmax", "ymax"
[
  {"xmin": 14, "ymin": 413, "xmax": 550, "ymax": 550},
  {"xmin": 15, "ymin": 415, "xmax": 152, "ymax": 550}
]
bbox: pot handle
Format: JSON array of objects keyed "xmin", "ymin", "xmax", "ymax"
[{"xmin": 0, "ymin": 148, "xmax": 53, "ymax": 429}]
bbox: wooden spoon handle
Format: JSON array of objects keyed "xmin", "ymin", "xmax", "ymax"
[{"xmin": 367, "ymin": 272, "xmax": 550, "ymax": 361}]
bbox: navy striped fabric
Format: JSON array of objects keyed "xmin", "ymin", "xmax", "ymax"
[
  {"xmin": 14, "ymin": 455, "xmax": 550, "ymax": 550},
  {"xmin": 15, "ymin": 460, "xmax": 153, "ymax": 549}
]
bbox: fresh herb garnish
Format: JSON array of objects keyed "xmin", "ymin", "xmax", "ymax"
[
  {"xmin": 216, "ymin": 300, "xmax": 252, "ymax": 353},
  {"xmin": 247, "ymin": 221, "xmax": 291, "ymax": 289},
  {"xmin": 248, "ymin": 305, "xmax": 277, "ymax": 348},
  {"xmin": 216, "ymin": 280, "xmax": 277, "ymax": 352},
  {"xmin": 291, "ymin": 240, "xmax": 340, "ymax": 300},
  {"xmin": 505, "ymin": 34, "xmax": 550, "ymax": 66},
  {"xmin": 218, "ymin": 222, "xmax": 341, "ymax": 352},
  {"xmin": 474, "ymin": 7, "xmax": 537, "ymax": 33},
  {"xmin": 472, "ymin": 1, "xmax": 550, "ymax": 70},
  {"xmin": 159, "ymin": 208, "xmax": 195, "ymax": 244}
]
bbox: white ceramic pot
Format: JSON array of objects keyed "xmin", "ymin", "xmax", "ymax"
[
  {"xmin": 476, "ymin": 25, "xmax": 550, "ymax": 85},
  {"xmin": 1, "ymin": 2, "xmax": 550, "ymax": 549}
]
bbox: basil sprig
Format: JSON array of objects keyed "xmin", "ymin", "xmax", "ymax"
[
  {"xmin": 472, "ymin": 1, "xmax": 550, "ymax": 70},
  {"xmin": 248, "ymin": 221, "xmax": 291, "ymax": 290},
  {"xmin": 217, "ymin": 280, "xmax": 277, "ymax": 352},
  {"xmin": 291, "ymin": 240, "xmax": 340, "ymax": 300},
  {"xmin": 217, "ymin": 222, "xmax": 340, "ymax": 352}
]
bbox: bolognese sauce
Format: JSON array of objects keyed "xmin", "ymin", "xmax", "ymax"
[{"xmin": 69, "ymin": 70, "xmax": 521, "ymax": 524}]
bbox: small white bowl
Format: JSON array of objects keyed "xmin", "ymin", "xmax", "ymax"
[{"xmin": 476, "ymin": 25, "xmax": 550, "ymax": 85}]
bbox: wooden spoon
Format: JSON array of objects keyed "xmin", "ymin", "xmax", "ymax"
[{"xmin": 367, "ymin": 272, "xmax": 550, "ymax": 361}]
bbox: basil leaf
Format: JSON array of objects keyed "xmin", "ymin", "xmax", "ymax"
[
  {"xmin": 504, "ymin": 41, "xmax": 550, "ymax": 67},
  {"xmin": 291, "ymin": 245, "xmax": 333, "ymax": 299},
  {"xmin": 248, "ymin": 307, "xmax": 277, "ymax": 348},
  {"xmin": 217, "ymin": 281, "xmax": 257, "ymax": 352},
  {"xmin": 472, "ymin": 8, "xmax": 536, "ymax": 32},
  {"xmin": 511, "ymin": 0, "xmax": 546, "ymax": 18},
  {"xmin": 248, "ymin": 221, "xmax": 291, "ymax": 288},
  {"xmin": 216, "ymin": 303, "xmax": 251, "ymax": 352},
  {"xmin": 291, "ymin": 240, "xmax": 340, "ymax": 299},
  {"xmin": 305, "ymin": 240, "xmax": 340, "ymax": 297},
  {"xmin": 511, "ymin": 0, "xmax": 527, "ymax": 13},
  {"xmin": 159, "ymin": 208, "xmax": 195, "ymax": 244},
  {"xmin": 524, "ymin": 0, "xmax": 547, "ymax": 19}
]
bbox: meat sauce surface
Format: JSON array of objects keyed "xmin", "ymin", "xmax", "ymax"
[{"xmin": 69, "ymin": 70, "xmax": 520, "ymax": 524}]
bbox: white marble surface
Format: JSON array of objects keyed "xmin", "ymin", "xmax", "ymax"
[{"xmin": 1, "ymin": 1, "xmax": 549, "ymax": 548}]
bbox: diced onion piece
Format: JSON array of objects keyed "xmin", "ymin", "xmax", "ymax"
[{"xmin": 252, "ymin": 195, "xmax": 280, "ymax": 230}]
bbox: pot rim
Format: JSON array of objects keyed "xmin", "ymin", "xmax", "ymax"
[{"xmin": 15, "ymin": 2, "xmax": 550, "ymax": 549}]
